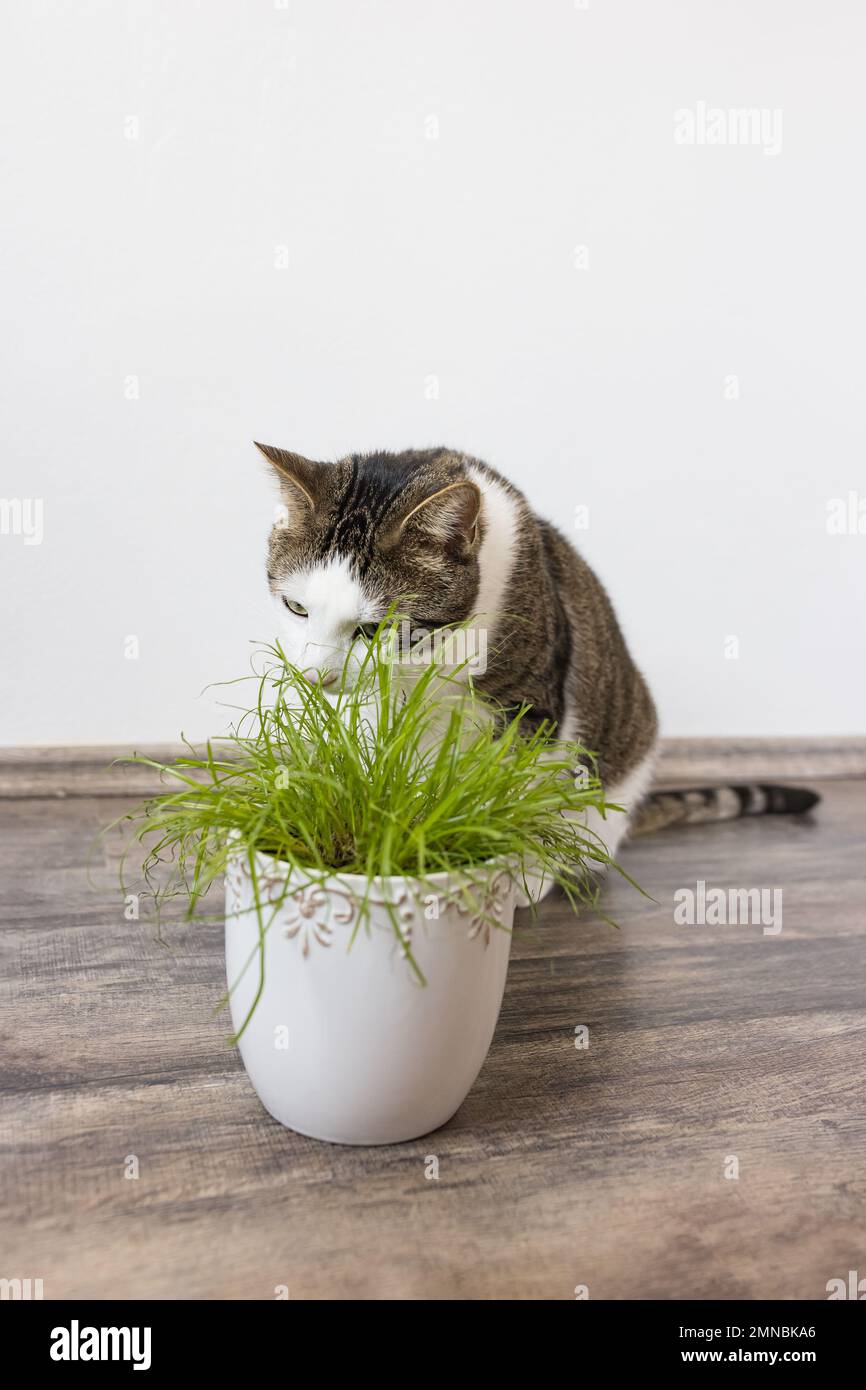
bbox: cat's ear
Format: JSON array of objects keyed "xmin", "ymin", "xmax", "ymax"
[
  {"xmin": 383, "ymin": 479, "xmax": 481, "ymax": 557},
  {"xmin": 254, "ymin": 442, "xmax": 322, "ymax": 510}
]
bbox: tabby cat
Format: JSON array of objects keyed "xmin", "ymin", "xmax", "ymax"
[{"xmin": 255, "ymin": 442, "xmax": 818, "ymax": 889}]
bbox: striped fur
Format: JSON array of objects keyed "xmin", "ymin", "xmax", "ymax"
[
  {"xmin": 255, "ymin": 441, "xmax": 658, "ymax": 786},
  {"xmin": 254, "ymin": 442, "xmax": 820, "ymax": 865},
  {"xmin": 630, "ymin": 783, "xmax": 821, "ymax": 836}
]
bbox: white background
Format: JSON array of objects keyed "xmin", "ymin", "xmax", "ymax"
[{"xmin": 1, "ymin": 0, "xmax": 863, "ymax": 745}]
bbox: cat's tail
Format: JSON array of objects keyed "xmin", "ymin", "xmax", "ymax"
[{"xmin": 629, "ymin": 783, "xmax": 821, "ymax": 837}]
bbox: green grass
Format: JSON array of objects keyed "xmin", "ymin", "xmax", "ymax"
[{"xmin": 115, "ymin": 620, "xmax": 627, "ymax": 1039}]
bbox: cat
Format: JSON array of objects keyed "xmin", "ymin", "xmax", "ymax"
[{"xmin": 255, "ymin": 442, "xmax": 819, "ymax": 890}]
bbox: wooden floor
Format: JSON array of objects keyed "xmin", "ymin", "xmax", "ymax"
[{"xmin": 1, "ymin": 781, "xmax": 863, "ymax": 1300}]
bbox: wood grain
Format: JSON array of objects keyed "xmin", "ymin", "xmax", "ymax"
[
  {"xmin": 655, "ymin": 735, "xmax": 866, "ymax": 785},
  {"xmin": 0, "ymin": 781, "xmax": 863, "ymax": 1299}
]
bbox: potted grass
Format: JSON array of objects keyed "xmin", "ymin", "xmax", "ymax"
[{"xmin": 118, "ymin": 624, "xmax": 621, "ymax": 1144}]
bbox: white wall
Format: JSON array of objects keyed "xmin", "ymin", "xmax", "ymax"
[{"xmin": 1, "ymin": 0, "xmax": 864, "ymax": 745}]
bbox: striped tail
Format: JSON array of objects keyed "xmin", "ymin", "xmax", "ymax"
[{"xmin": 630, "ymin": 783, "xmax": 821, "ymax": 837}]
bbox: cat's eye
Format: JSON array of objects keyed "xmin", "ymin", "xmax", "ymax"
[{"xmin": 282, "ymin": 598, "xmax": 308, "ymax": 617}]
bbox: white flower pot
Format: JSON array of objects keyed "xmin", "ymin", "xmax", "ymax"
[{"xmin": 224, "ymin": 852, "xmax": 515, "ymax": 1144}]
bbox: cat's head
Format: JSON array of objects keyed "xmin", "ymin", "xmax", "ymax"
[{"xmin": 256, "ymin": 443, "xmax": 482, "ymax": 687}]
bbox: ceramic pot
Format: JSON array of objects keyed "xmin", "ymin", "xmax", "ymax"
[{"xmin": 224, "ymin": 851, "xmax": 515, "ymax": 1144}]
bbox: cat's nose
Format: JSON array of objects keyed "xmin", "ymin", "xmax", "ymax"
[{"xmin": 303, "ymin": 667, "xmax": 337, "ymax": 688}]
